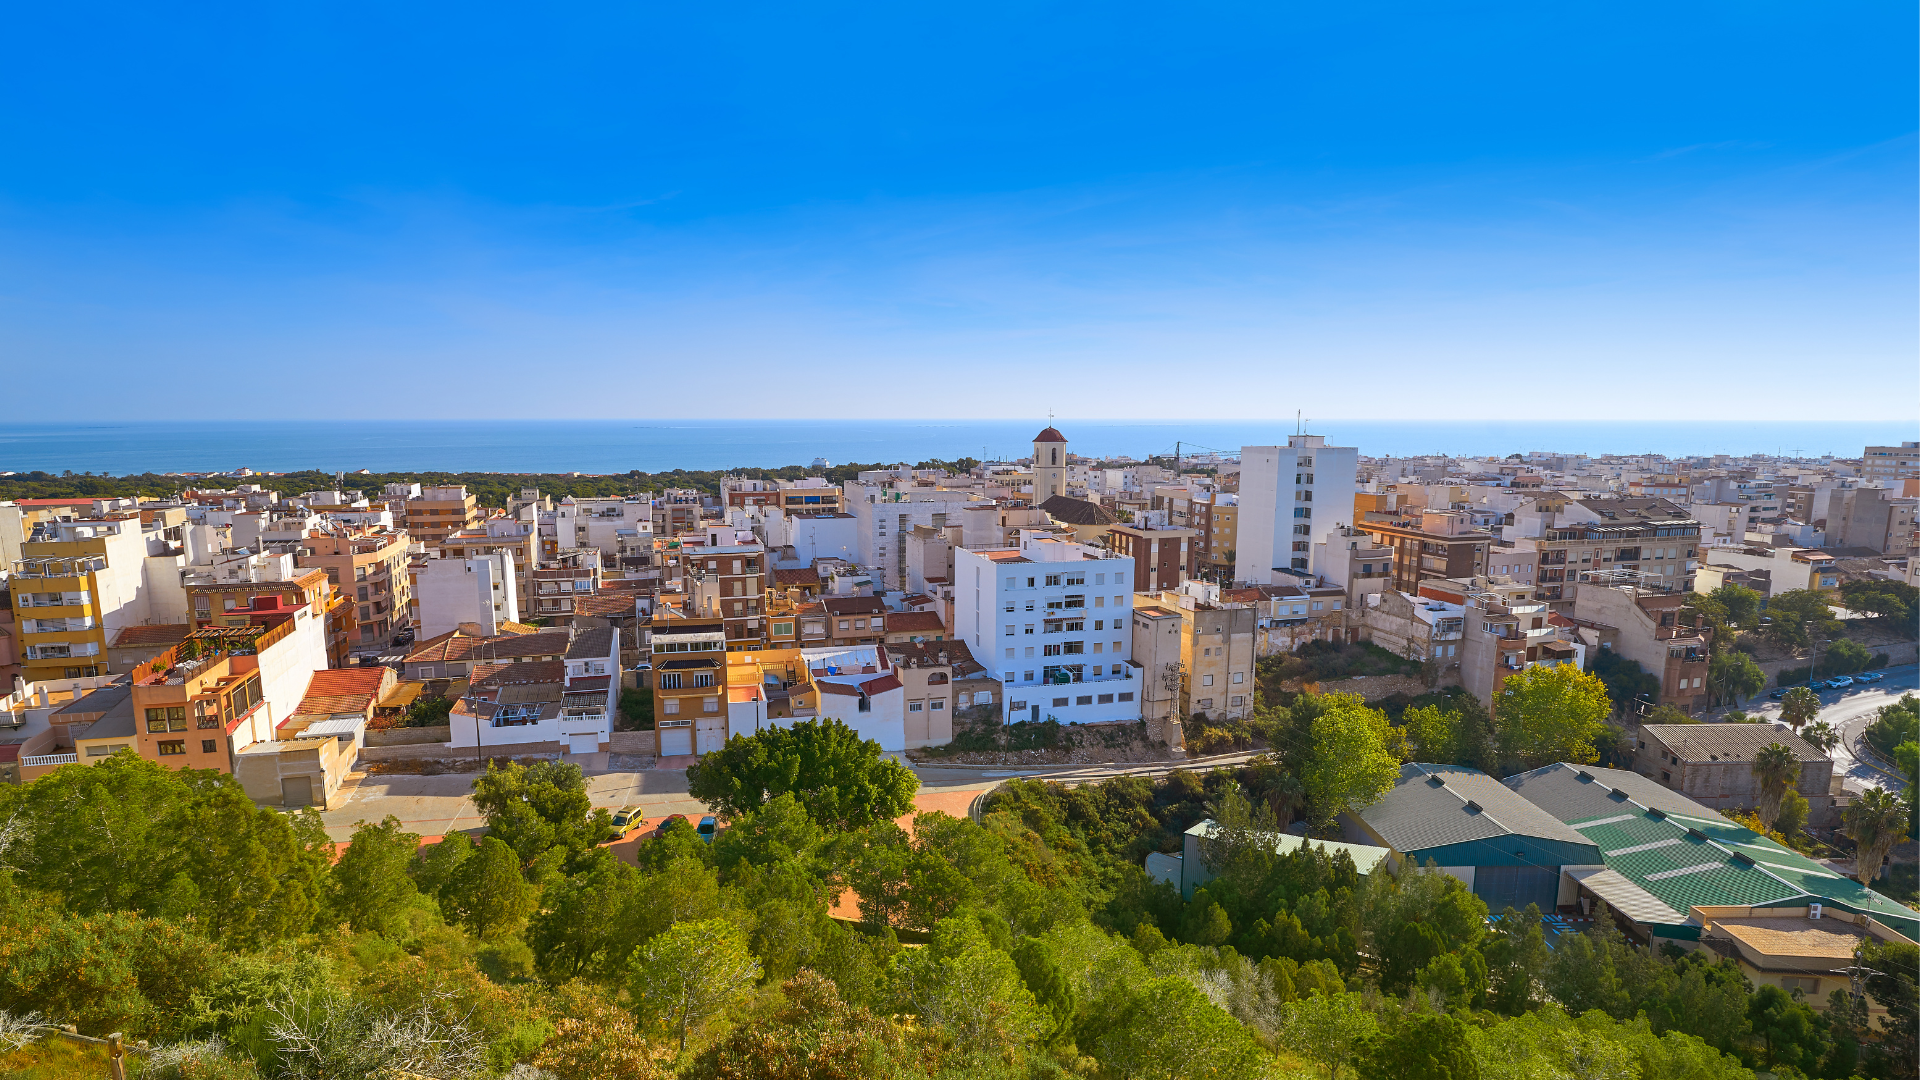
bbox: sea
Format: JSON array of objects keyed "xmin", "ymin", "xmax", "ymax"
[{"xmin": 0, "ymin": 420, "xmax": 1911, "ymax": 477}]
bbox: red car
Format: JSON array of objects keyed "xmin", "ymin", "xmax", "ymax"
[{"xmin": 653, "ymin": 813, "xmax": 689, "ymax": 838}]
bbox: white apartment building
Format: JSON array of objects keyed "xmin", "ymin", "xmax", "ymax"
[
  {"xmin": 412, "ymin": 551, "xmax": 519, "ymax": 639},
  {"xmin": 1237, "ymin": 434, "xmax": 1360, "ymax": 587},
  {"xmin": 844, "ymin": 484, "xmax": 990, "ymax": 590},
  {"xmin": 952, "ymin": 534, "xmax": 1143, "ymax": 725},
  {"xmin": 549, "ymin": 497, "xmax": 655, "ymax": 569}
]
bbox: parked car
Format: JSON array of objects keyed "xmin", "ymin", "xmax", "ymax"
[
  {"xmin": 1855, "ymin": 671, "xmax": 1883, "ymax": 683},
  {"xmin": 697, "ymin": 815, "xmax": 718, "ymax": 843},
  {"xmin": 1827, "ymin": 676, "xmax": 1853, "ymax": 689},
  {"xmin": 609, "ymin": 805, "xmax": 644, "ymax": 838},
  {"xmin": 1768, "ymin": 689, "xmax": 1788, "ymax": 700},
  {"xmin": 392, "ymin": 628, "xmax": 415, "ymax": 645},
  {"xmin": 653, "ymin": 813, "xmax": 689, "ymax": 839}
]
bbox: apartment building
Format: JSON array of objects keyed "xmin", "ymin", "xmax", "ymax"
[
  {"xmin": 1130, "ymin": 605, "xmax": 1187, "ymax": 743},
  {"xmin": 1358, "ymin": 590, "xmax": 1465, "ymax": 669},
  {"xmin": 545, "ymin": 496, "xmax": 655, "ymax": 570},
  {"xmin": 953, "ymin": 534, "xmax": 1142, "ymax": 726},
  {"xmin": 1820, "ymin": 487, "xmax": 1916, "ymax": 555},
  {"xmin": 1862, "ymin": 442, "xmax": 1920, "ymax": 483},
  {"xmin": 1522, "ymin": 498, "xmax": 1701, "ymax": 608},
  {"xmin": 844, "ymin": 484, "xmax": 988, "ymax": 591},
  {"xmin": 9, "ymin": 506, "xmax": 197, "ymax": 682},
  {"xmin": 435, "ymin": 517, "xmax": 540, "ymax": 607},
  {"xmin": 1198, "ymin": 493, "xmax": 1238, "ymax": 581},
  {"xmin": 1357, "ymin": 512, "xmax": 1494, "ymax": 597},
  {"xmin": 413, "ymin": 551, "xmax": 520, "ymax": 638},
  {"xmin": 881, "ymin": 639, "xmax": 987, "ymax": 749},
  {"xmin": 1697, "ymin": 545, "xmax": 1837, "ymax": 598},
  {"xmin": 444, "ymin": 626, "xmax": 620, "ymax": 757},
  {"xmin": 298, "ymin": 529, "xmax": 411, "ymax": 647},
  {"xmin": 674, "ymin": 534, "xmax": 766, "ymax": 649},
  {"xmin": 1107, "ymin": 521, "xmax": 1198, "ymax": 592},
  {"xmin": 1237, "ymin": 435, "xmax": 1360, "ymax": 585},
  {"xmin": 528, "ymin": 550, "xmax": 603, "ymax": 621},
  {"xmin": 401, "ymin": 627, "xmax": 570, "ymax": 680},
  {"xmin": 1223, "ymin": 582, "xmax": 1349, "ymax": 655},
  {"xmin": 723, "ymin": 477, "xmax": 844, "ymax": 513},
  {"xmin": 1571, "ymin": 584, "xmax": 1711, "ymax": 714},
  {"xmin": 1417, "ymin": 577, "xmax": 1583, "ymax": 710},
  {"xmin": 1633, "ymin": 724, "xmax": 1847, "ymax": 827},
  {"xmin": 186, "ymin": 564, "xmax": 346, "ymax": 669},
  {"xmin": 650, "ymin": 615, "xmax": 728, "ymax": 754},
  {"xmin": 1134, "ymin": 588, "xmax": 1257, "ymax": 722},
  {"xmin": 403, "ymin": 485, "xmax": 485, "ymax": 544}
]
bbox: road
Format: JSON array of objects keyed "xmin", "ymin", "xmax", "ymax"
[
  {"xmin": 318, "ymin": 749, "xmax": 1271, "ymax": 841},
  {"xmin": 1741, "ymin": 663, "xmax": 1914, "ymax": 794}
]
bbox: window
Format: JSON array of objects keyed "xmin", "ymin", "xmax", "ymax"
[
  {"xmin": 975, "ymin": 692, "xmax": 995, "ymax": 705},
  {"xmin": 1052, "ymin": 697, "xmax": 1069, "ymax": 707},
  {"xmin": 201, "ymin": 739, "xmax": 217, "ymax": 753},
  {"xmin": 1006, "ymin": 577, "xmax": 1017, "ymax": 588},
  {"xmin": 853, "ymin": 619, "xmax": 867, "ymax": 630},
  {"xmin": 1005, "ymin": 625, "xmax": 1016, "ymax": 636},
  {"xmin": 1076, "ymin": 695, "xmax": 1092, "ymax": 705},
  {"xmin": 1010, "ymin": 700, "xmax": 1027, "ymax": 713},
  {"xmin": 773, "ymin": 622, "xmax": 794, "ymax": 636},
  {"xmin": 1098, "ymin": 693, "xmax": 1113, "ymax": 704},
  {"xmin": 1043, "ymin": 644, "xmax": 1062, "ymax": 657},
  {"xmin": 1026, "ymin": 577, "xmax": 1035, "ymax": 587},
  {"xmin": 930, "ymin": 700, "xmax": 944, "ymax": 710},
  {"xmin": 1093, "ymin": 620, "xmax": 1103, "ymax": 630},
  {"xmin": 1111, "ymin": 664, "xmax": 1123, "ymax": 675},
  {"xmin": 659, "ymin": 672, "xmax": 682, "ymax": 689},
  {"xmin": 1094, "ymin": 596, "xmax": 1105, "ymax": 607},
  {"xmin": 1095, "ymin": 573, "xmax": 1106, "ymax": 584},
  {"xmin": 1113, "ymin": 642, "xmax": 1122, "ymax": 653},
  {"xmin": 1091, "ymin": 642, "xmax": 1103, "ymax": 653},
  {"xmin": 703, "ymin": 697, "xmax": 720, "ymax": 713},
  {"xmin": 1004, "ymin": 601, "xmax": 1015, "ymax": 612},
  {"xmin": 1232, "ymin": 672, "xmax": 1245, "ymax": 684},
  {"xmin": 839, "ymin": 620, "xmax": 851, "ymax": 631},
  {"xmin": 1230, "ymin": 696, "xmax": 1245, "ymax": 707},
  {"xmin": 1024, "ymin": 647, "xmax": 1034, "ymax": 658},
  {"xmin": 145, "ymin": 706, "xmax": 187, "ymax": 733},
  {"xmin": 1024, "ymin": 624, "xmax": 1035, "ymax": 635},
  {"xmin": 1198, "ymin": 698, "xmax": 1214, "ymax": 709},
  {"xmin": 909, "ymin": 701, "xmax": 924, "ymax": 712},
  {"xmin": 1005, "ymin": 648, "xmax": 1016, "ymax": 659},
  {"xmin": 1118, "ymin": 691, "xmax": 1134, "ymax": 702},
  {"xmin": 1065, "ymin": 573, "xmax": 1085, "ymax": 586},
  {"xmin": 157, "ymin": 740, "xmax": 186, "ymax": 756},
  {"xmin": 1045, "ymin": 574, "xmax": 1062, "ymax": 586},
  {"xmin": 1202, "ymin": 674, "xmax": 1214, "ymax": 686},
  {"xmin": 692, "ymin": 673, "xmax": 715, "ymax": 688},
  {"xmin": 1114, "ymin": 572, "xmax": 1126, "ymax": 585}
]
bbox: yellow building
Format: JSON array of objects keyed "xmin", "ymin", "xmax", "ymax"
[{"xmin": 12, "ymin": 510, "xmax": 163, "ymax": 683}]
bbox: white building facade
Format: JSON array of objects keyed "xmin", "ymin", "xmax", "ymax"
[
  {"xmin": 1237, "ymin": 434, "xmax": 1359, "ymax": 587},
  {"xmin": 413, "ymin": 551, "xmax": 519, "ymax": 639},
  {"xmin": 953, "ymin": 534, "xmax": 1142, "ymax": 725}
]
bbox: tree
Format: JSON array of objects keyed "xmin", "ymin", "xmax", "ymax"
[
  {"xmin": 1299, "ymin": 695, "xmax": 1399, "ymax": 829},
  {"xmin": 1356, "ymin": 1012, "xmax": 1478, "ymax": 1080},
  {"xmin": 1095, "ymin": 976, "xmax": 1270, "ymax": 1080},
  {"xmin": 328, "ymin": 816, "xmax": 422, "ymax": 937},
  {"xmin": 889, "ymin": 916, "xmax": 1044, "ymax": 1051},
  {"xmin": 1280, "ymin": 991, "xmax": 1377, "ymax": 1080},
  {"xmin": 1751, "ymin": 743, "xmax": 1799, "ymax": 830},
  {"xmin": 468, "ymin": 759, "xmax": 608, "ymax": 865},
  {"xmin": 629, "ymin": 919, "xmax": 761, "ymax": 1054},
  {"xmin": 682, "ymin": 971, "xmax": 918, "ymax": 1080},
  {"xmin": 1841, "ymin": 787, "xmax": 1909, "ymax": 885},
  {"xmin": 440, "ymin": 835, "xmax": 538, "ymax": 941},
  {"xmin": 1820, "ymin": 637, "xmax": 1870, "ymax": 676},
  {"xmin": 1778, "ymin": 686, "xmax": 1820, "ymax": 733},
  {"xmin": 1800, "ymin": 720, "xmax": 1840, "ymax": 754},
  {"xmin": 686, "ymin": 719, "xmax": 918, "ymax": 829},
  {"xmin": 1764, "ymin": 590, "xmax": 1841, "ymax": 652},
  {"xmin": 534, "ymin": 984, "xmax": 667, "ymax": 1080},
  {"xmin": 1588, "ymin": 649, "xmax": 1660, "ymax": 719},
  {"xmin": 1708, "ymin": 584, "xmax": 1763, "ymax": 628},
  {"xmin": 1774, "ymin": 789, "xmax": 1809, "ymax": 838},
  {"xmin": 525, "ymin": 849, "xmax": 642, "ymax": 981},
  {"xmin": 1493, "ymin": 664, "xmax": 1611, "ymax": 769},
  {"xmin": 1863, "ymin": 694, "xmax": 1919, "ymax": 759},
  {"xmin": 1857, "ymin": 938, "xmax": 1918, "ymax": 1079},
  {"xmin": 1706, "ymin": 651, "xmax": 1765, "ymax": 707},
  {"xmin": 1839, "ymin": 579, "xmax": 1917, "ymax": 630}
]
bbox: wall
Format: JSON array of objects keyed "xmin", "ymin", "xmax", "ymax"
[{"xmin": 366, "ymin": 726, "xmax": 453, "ymax": 746}]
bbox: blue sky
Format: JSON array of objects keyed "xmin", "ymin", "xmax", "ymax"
[{"xmin": 1, "ymin": 3, "xmax": 1913, "ymax": 420}]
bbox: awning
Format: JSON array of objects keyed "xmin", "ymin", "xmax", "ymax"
[
  {"xmin": 1565, "ymin": 866, "xmax": 1685, "ymax": 926},
  {"xmin": 299, "ymin": 715, "xmax": 365, "ymax": 738}
]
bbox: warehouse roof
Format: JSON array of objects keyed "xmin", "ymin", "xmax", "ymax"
[
  {"xmin": 1358, "ymin": 763, "xmax": 1594, "ymax": 852},
  {"xmin": 1503, "ymin": 763, "xmax": 1919, "ymax": 940}
]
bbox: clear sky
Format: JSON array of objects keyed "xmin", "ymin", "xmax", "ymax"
[{"xmin": 2, "ymin": 3, "xmax": 1913, "ymax": 421}]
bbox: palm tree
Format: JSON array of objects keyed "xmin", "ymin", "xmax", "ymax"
[
  {"xmin": 1841, "ymin": 787, "xmax": 1911, "ymax": 885},
  {"xmin": 1801, "ymin": 721, "xmax": 1840, "ymax": 755},
  {"xmin": 1779, "ymin": 686, "xmax": 1820, "ymax": 733},
  {"xmin": 1751, "ymin": 742, "xmax": 1799, "ymax": 830}
]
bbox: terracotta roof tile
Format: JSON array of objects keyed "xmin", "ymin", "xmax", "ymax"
[{"xmin": 110, "ymin": 624, "xmax": 191, "ymax": 648}]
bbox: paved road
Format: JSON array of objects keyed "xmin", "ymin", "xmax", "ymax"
[
  {"xmin": 1740, "ymin": 663, "xmax": 1914, "ymax": 794},
  {"xmin": 319, "ymin": 750, "xmax": 1268, "ymax": 841}
]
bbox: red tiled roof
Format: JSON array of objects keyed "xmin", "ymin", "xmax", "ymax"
[
  {"xmin": 818, "ymin": 681, "xmax": 862, "ymax": 696},
  {"xmin": 110, "ymin": 624, "xmax": 191, "ymax": 648},
  {"xmin": 821, "ymin": 596, "xmax": 886, "ymax": 615},
  {"xmin": 404, "ymin": 629, "xmax": 571, "ymax": 664},
  {"xmin": 773, "ymin": 568, "xmax": 821, "ymax": 586},
  {"xmin": 470, "ymin": 660, "xmax": 566, "ymax": 687},
  {"xmin": 861, "ymin": 675, "xmax": 902, "ymax": 694},
  {"xmin": 294, "ymin": 666, "xmax": 392, "ymax": 717},
  {"xmin": 885, "ymin": 611, "xmax": 946, "ymax": 634},
  {"xmin": 567, "ymin": 675, "xmax": 612, "ymax": 691},
  {"xmin": 573, "ymin": 593, "xmax": 638, "ymax": 617}
]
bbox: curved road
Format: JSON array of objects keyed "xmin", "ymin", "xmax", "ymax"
[{"xmin": 1744, "ymin": 663, "xmax": 1914, "ymax": 794}]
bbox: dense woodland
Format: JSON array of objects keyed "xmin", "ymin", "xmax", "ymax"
[{"xmin": 2, "ymin": 684, "xmax": 1915, "ymax": 1080}]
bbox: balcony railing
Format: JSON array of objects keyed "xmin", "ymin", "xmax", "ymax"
[{"xmin": 22, "ymin": 753, "xmax": 79, "ymax": 768}]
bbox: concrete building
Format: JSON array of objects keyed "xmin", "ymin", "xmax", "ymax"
[
  {"xmin": 1237, "ymin": 435, "xmax": 1360, "ymax": 585},
  {"xmin": 1134, "ymin": 586, "xmax": 1257, "ymax": 722},
  {"xmin": 435, "ymin": 517, "xmax": 541, "ymax": 610},
  {"xmin": 1415, "ymin": 577, "xmax": 1584, "ymax": 710},
  {"xmin": 413, "ymin": 551, "xmax": 520, "ymax": 640},
  {"xmin": 1571, "ymin": 582, "xmax": 1712, "ymax": 714},
  {"xmin": 1820, "ymin": 486, "xmax": 1916, "ymax": 555},
  {"xmin": 403, "ymin": 485, "xmax": 484, "ymax": 544},
  {"xmin": 12, "ymin": 510, "xmax": 178, "ymax": 682},
  {"xmin": 1358, "ymin": 589, "xmax": 1464, "ymax": 669},
  {"xmin": 1697, "ymin": 545, "xmax": 1837, "ymax": 598},
  {"xmin": 1223, "ymin": 582, "xmax": 1350, "ymax": 655},
  {"xmin": 1105, "ymin": 521, "xmax": 1198, "ymax": 593},
  {"xmin": 953, "ymin": 534, "xmax": 1143, "ymax": 726},
  {"xmin": 1632, "ymin": 723, "xmax": 1848, "ymax": 827},
  {"xmin": 1861, "ymin": 442, "xmax": 1920, "ymax": 484},
  {"xmin": 1357, "ymin": 512, "xmax": 1495, "ymax": 598},
  {"xmin": 649, "ymin": 615, "xmax": 727, "ymax": 754},
  {"xmin": 298, "ymin": 529, "xmax": 412, "ymax": 648}
]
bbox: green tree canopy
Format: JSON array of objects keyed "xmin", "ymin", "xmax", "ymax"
[
  {"xmin": 1299, "ymin": 695, "xmax": 1399, "ymax": 829},
  {"xmin": 1779, "ymin": 686, "xmax": 1821, "ymax": 732},
  {"xmin": 440, "ymin": 835, "xmax": 540, "ymax": 941},
  {"xmin": 687, "ymin": 719, "xmax": 918, "ymax": 829},
  {"xmin": 469, "ymin": 759, "xmax": 609, "ymax": 865},
  {"xmin": 1763, "ymin": 589, "xmax": 1841, "ymax": 651},
  {"xmin": 328, "ymin": 816, "xmax": 423, "ymax": 937},
  {"xmin": 1493, "ymin": 664, "xmax": 1611, "ymax": 769},
  {"xmin": 630, "ymin": 918, "xmax": 761, "ymax": 1054},
  {"xmin": 1706, "ymin": 650, "xmax": 1765, "ymax": 707},
  {"xmin": 1586, "ymin": 648, "xmax": 1661, "ymax": 718}
]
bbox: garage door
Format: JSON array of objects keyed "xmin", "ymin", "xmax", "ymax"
[
  {"xmin": 567, "ymin": 733, "xmax": 599, "ymax": 755},
  {"xmin": 281, "ymin": 775, "xmax": 313, "ymax": 808},
  {"xmin": 1473, "ymin": 865, "xmax": 1559, "ymax": 915},
  {"xmin": 696, "ymin": 717, "xmax": 727, "ymax": 755},
  {"xmin": 658, "ymin": 721, "xmax": 693, "ymax": 757}
]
